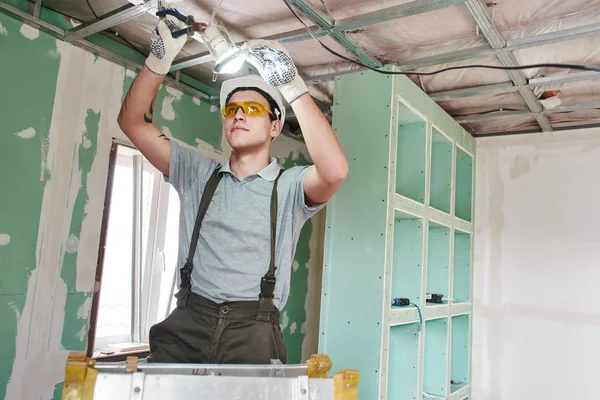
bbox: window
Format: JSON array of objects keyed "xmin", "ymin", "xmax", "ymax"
[{"xmin": 89, "ymin": 143, "xmax": 180, "ymax": 357}]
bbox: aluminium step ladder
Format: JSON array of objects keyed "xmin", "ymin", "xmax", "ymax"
[{"xmin": 61, "ymin": 352, "xmax": 359, "ymax": 400}]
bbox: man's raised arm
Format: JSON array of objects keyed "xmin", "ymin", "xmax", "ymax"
[
  {"xmin": 117, "ymin": 10, "xmax": 187, "ymax": 177},
  {"xmin": 245, "ymin": 40, "xmax": 349, "ymax": 205}
]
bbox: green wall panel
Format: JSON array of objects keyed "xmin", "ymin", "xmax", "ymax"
[
  {"xmin": 392, "ymin": 216, "xmax": 423, "ymax": 304},
  {"xmin": 0, "ymin": 12, "xmax": 61, "ymax": 399},
  {"xmin": 280, "ymin": 152, "xmax": 313, "ymax": 364},
  {"xmin": 388, "ymin": 323, "xmax": 420, "ymax": 400},
  {"xmin": 451, "ymin": 315, "xmax": 470, "ymax": 393},
  {"xmin": 61, "ymin": 293, "xmax": 91, "ymax": 351},
  {"xmin": 455, "ymin": 149, "xmax": 473, "ymax": 222},
  {"xmin": 426, "ymin": 224, "xmax": 451, "ymax": 302},
  {"xmin": 430, "ymin": 128, "xmax": 452, "ymax": 214},
  {"xmin": 0, "ymin": 13, "xmax": 60, "ymax": 295},
  {"xmin": 396, "ymin": 121, "xmax": 426, "ymax": 203},
  {"xmin": 61, "ymin": 109, "xmax": 100, "ymax": 292},
  {"xmin": 152, "ymin": 84, "xmax": 223, "ymax": 151},
  {"xmin": 319, "ymin": 70, "xmax": 393, "ymax": 399},
  {"xmin": 453, "ymin": 231, "xmax": 471, "ymax": 302},
  {"xmin": 424, "ymin": 318, "xmax": 448, "ymax": 397}
]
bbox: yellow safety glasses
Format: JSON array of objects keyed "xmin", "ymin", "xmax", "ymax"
[{"xmin": 221, "ymin": 101, "xmax": 273, "ymax": 118}]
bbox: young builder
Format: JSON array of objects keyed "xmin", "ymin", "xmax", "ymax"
[{"xmin": 117, "ymin": 5, "xmax": 348, "ymax": 364}]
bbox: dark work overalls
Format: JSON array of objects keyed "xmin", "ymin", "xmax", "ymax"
[{"xmin": 147, "ymin": 167, "xmax": 287, "ymax": 364}]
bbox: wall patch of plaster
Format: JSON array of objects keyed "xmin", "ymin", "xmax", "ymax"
[
  {"xmin": 290, "ymin": 322, "xmax": 297, "ymax": 335},
  {"xmin": 126, "ymin": 69, "xmax": 137, "ymax": 78},
  {"xmin": 166, "ymin": 85, "xmax": 183, "ymax": 98},
  {"xmin": 83, "ymin": 134, "xmax": 92, "ymax": 149},
  {"xmin": 16, "ymin": 127, "xmax": 36, "ymax": 139},
  {"xmin": 10, "ymin": 302, "xmax": 21, "ymax": 319},
  {"xmin": 65, "ymin": 234, "xmax": 79, "ymax": 253},
  {"xmin": 210, "ymin": 104, "xmax": 218, "ymax": 112},
  {"xmin": 161, "ymin": 85, "xmax": 184, "ymax": 120},
  {"xmin": 77, "ymin": 297, "xmax": 92, "ymax": 320},
  {"xmin": 281, "ymin": 311, "xmax": 289, "ymax": 330},
  {"xmin": 193, "ymin": 96, "xmax": 201, "ymax": 105},
  {"xmin": 0, "ymin": 233, "xmax": 10, "ymax": 245},
  {"xmin": 20, "ymin": 24, "xmax": 39, "ymax": 40},
  {"xmin": 292, "ymin": 260, "xmax": 300, "ymax": 272},
  {"xmin": 0, "ymin": 22, "xmax": 7, "ymax": 35},
  {"xmin": 161, "ymin": 96, "xmax": 177, "ymax": 120}
]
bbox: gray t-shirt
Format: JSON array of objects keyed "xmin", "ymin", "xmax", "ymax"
[{"xmin": 166, "ymin": 140, "xmax": 325, "ymax": 309}]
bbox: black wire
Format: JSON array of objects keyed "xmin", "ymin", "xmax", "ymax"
[
  {"xmin": 281, "ymin": 0, "xmax": 600, "ymax": 75},
  {"xmin": 86, "ymin": 0, "xmax": 99, "ymax": 19}
]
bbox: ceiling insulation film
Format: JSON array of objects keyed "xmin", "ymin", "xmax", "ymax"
[{"xmin": 18, "ymin": 0, "xmax": 600, "ymax": 136}]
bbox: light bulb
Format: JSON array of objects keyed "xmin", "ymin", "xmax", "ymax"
[{"xmin": 200, "ymin": 24, "xmax": 248, "ymax": 74}]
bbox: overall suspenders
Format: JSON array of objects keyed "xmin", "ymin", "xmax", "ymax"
[{"xmin": 174, "ymin": 166, "xmax": 285, "ymax": 317}]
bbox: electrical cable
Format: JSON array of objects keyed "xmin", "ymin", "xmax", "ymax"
[
  {"xmin": 281, "ymin": 0, "xmax": 600, "ymax": 76},
  {"xmin": 411, "ymin": 303, "xmax": 423, "ymax": 332},
  {"xmin": 209, "ymin": 0, "xmax": 225, "ymax": 26}
]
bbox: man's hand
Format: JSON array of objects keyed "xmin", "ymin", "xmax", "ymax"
[
  {"xmin": 245, "ymin": 39, "xmax": 309, "ymax": 104},
  {"xmin": 117, "ymin": 2, "xmax": 191, "ymax": 176},
  {"xmin": 145, "ymin": 3, "xmax": 188, "ymax": 75},
  {"xmin": 245, "ymin": 40, "xmax": 349, "ymax": 205}
]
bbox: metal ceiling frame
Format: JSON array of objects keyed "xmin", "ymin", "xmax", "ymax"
[
  {"xmin": 463, "ymin": 0, "xmax": 553, "ymax": 132},
  {"xmin": 429, "ymin": 71, "xmax": 600, "ymax": 101},
  {"xmin": 3, "ymin": 0, "xmax": 599, "ymax": 135},
  {"xmin": 64, "ymin": 1, "xmax": 158, "ymax": 42},
  {"xmin": 455, "ymin": 100, "xmax": 600, "ymax": 123},
  {"xmin": 170, "ymin": 0, "xmax": 461, "ymax": 71}
]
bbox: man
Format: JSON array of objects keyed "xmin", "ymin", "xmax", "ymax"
[{"xmin": 117, "ymin": 5, "xmax": 348, "ymax": 365}]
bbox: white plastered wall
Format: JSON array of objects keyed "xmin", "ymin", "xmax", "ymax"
[{"xmin": 472, "ymin": 128, "xmax": 600, "ymax": 400}]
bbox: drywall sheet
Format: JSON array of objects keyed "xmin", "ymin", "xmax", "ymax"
[
  {"xmin": 473, "ymin": 128, "xmax": 600, "ymax": 400},
  {"xmin": 0, "ymin": 11, "xmax": 323, "ymax": 399}
]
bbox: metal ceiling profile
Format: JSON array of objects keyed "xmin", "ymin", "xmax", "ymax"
[
  {"xmin": 63, "ymin": 1, "xmax": 158, "ymax": 42},
  {"xmin": 2, "ymin": 0, "xmax": 600, "ymax": 137},
  {"xmin": 172, "ymin": 0, "xmax": 461, "ymax": 71},
  {"xmin": 455, "ymin": 100, "xmax": 600, "ymax": 124},
  {"xmin": 286, "ymin": 0, "xmax": 382, "ymax": 68},
  {"xmin": 463, "ymin": 0, "xmax": 553, "ymax": 132},
  {"xmin": 430, "ymin": 71, "xmax": 600, "ymax": 101}
]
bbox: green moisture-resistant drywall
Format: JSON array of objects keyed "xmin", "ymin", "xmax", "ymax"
[
  {"xmin": 388, "ymin": 323, "xmax": 420, "ymax": 400},
  {"xmin": 392, "ymin": 214, "xmax": 423, "ymax": 304},
  {"xmin": 0, "ymin": 12, "xmax": 61, "ymax": 400},
  {"xmin": 322, "ymin": 65, "xmax": 475, "ymax": 400},
  {"xmin": 453, "ymin": 231, "xmax": 471, "ymax": 302},
  {"xmin": 424, "ymin": 318, "xmax": 449, "ymax": 397},
  {"xmin": 319, "ymin": 71, "xmax": 394, "ymax": 399},
  {"xmin": 455, "ymin": 149, "xmax": 473, "ymax": 222},
  {"xmin": 430, "ymin": 128, "xmax": 452, "ymax": 214},
  {"xmin": 280, "ymin": 151, "xmax": 314, "ymax": 364},
  {"xmin": 451, "ymin": 315, "xmax": 470, "ymax": 393},
  {"xmin": 426, "ymin": 223, "xmax": 451, "ymax": 303},
  {"xmin": 151, "ymin": 83, "xmax": 223, "ymax": 151},
  {"xmin": 396, "ymin": 121, "xmax": 426, "ymax": 203}
]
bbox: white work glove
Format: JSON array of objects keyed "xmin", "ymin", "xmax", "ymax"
[
  {"xmin": 245, "ymin": 39, "xmax": 309, "ymax": 104},
  {"xmin": 145, "ymin": 3, "xmax": 188, "ymax": 75}
]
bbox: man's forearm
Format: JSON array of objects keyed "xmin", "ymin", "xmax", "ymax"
[
  {"xmin": 291, "ymin": 94, "xmax": 349, "ymax": 183},
  {"xmin": 118, "ymin": 66, "xmax": 164, "ymax": 133}
]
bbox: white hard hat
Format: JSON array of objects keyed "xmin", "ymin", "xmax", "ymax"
[{"xmin": 219, "ymin": 74, "xmax": 286, "ymax": 122}]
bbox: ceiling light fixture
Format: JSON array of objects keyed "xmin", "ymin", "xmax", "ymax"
[{"xmin": 196, "ymin": 23, "xmax": 248, "ymax": 74}]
